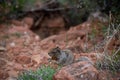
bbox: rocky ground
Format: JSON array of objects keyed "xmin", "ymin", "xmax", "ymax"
[{"xmin": 0, "ymin": 16, "xmax": 119, "ymax": 80}]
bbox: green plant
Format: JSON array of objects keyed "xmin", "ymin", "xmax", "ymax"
[
  {"xmin": 95, "ymin": 53, "xmax": 120, "ymax": 72},
  {"xmin": 0, "ymin": 0, "xmax": 22, "ymax": 14},
  {"xmin": 0, "ymin": 0, "xmax": 36, "ymax": 23},
  {"xmin": 18, "ymin": 66, "xmax": 56, "ymax": 80},
  {"xmin": 95, "ymin": 22, "xmax": 120, "ymax": 73},
  {"xmin": 2, "ymin": 35, "xmax": 9, "ymax": 39},
  {"xmin": 11, "ymin": 32, "xmax": 22, "ymax": 38}
]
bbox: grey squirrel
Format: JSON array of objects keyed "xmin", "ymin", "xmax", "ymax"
[
  {"xmin": 48, "ymin": 47, "xmax": 93, "ymax": 66},
  {"xmin": 48, "ymin": 47, "xmax": 74, "ymax": 66}
]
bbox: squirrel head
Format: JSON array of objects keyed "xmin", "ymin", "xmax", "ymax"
[{"xmin": 48, "ymin": 47, "xmax": 61, "ymax": 60}]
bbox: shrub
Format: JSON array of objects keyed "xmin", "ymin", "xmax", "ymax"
[
  {"xmin": 18, "ymin": 66, "xmax": 56, "ymax": 80},
  {"xmin": 95, "ymin": 53, "xmax": 120, "ymax": 72},
  {"xmin": 95, "ymin": 22, "xmax": 120, "ymax": 73}
]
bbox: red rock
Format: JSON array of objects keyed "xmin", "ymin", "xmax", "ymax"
[
  {"xmin": 15, "ymin": 55, "xmax": 31, "ymax": 64},
  {"xmin": 8, "ymin": 26, "xmax": 28, "ymax": 34},
  {"xmin": 34, "ymin": 16, "xmax": 66, "ymax": 39},
  {"xmin": 11, "ymin": 20, "xmax": 23, "ymax": 26},
  {"xmin": 53, "ymin": 61, "xmax": 98, "ymax": 80},
  {"xmin": 41, "ymin": 16, "xmax": 65, "ymax": 28},
  {"xmin": 11, "ymin": 17, "xmax": 34, "ymax": 30},
  {"xmin": 0, "ymin": 58, "xmax": 7, "ymax": 68},
  {"xmin": 0, "ymin": 70, "xmax": 9, "ymax": 79},
  {"xmin": 98, "ymin": 70, "xmax": 112, "ymax": 80},
  {"xmin": 8, "ymin": 70, "xmax": 18, "ymax": 78},
  {"xmin": 39, "ymin": 31, "xmax": 87, "ymax": 52},
  {"xmin": 22, "ymin": 17, "xmax": 34, "ymax": 29},
  {"xmin": 31, "ymin": 54, "xmax": 41, "ymax": 65},
  {"xmin": 13, "ymin": 63, "xmax": 24, "ymax": 71},
  {"xmin": 39, "ymin": 21, "xmax": 94, "ymax": 52}
]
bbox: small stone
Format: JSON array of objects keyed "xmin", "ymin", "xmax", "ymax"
[
  {"xmin": 0, "ymin": 46, "xmax": 6, "ymax": 51},
  {"xmin": 10, "ymin": 42, "xmax": 15, "ymax": 47},
  {"xmin": 35, "ymin": 35, "xmax": 40, "ymax": 41},
  {"xmin": 80, "ymin": 75, "xmax": 84, "ymax": 78}
]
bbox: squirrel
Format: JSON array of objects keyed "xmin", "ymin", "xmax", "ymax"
[
  {"xmin": 48, "ymin": 47, "xmax": 93, "ymax": 66},
  {"xmin": 48, "ymin": 47, "xmax": 74, "ymax": 66}
]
